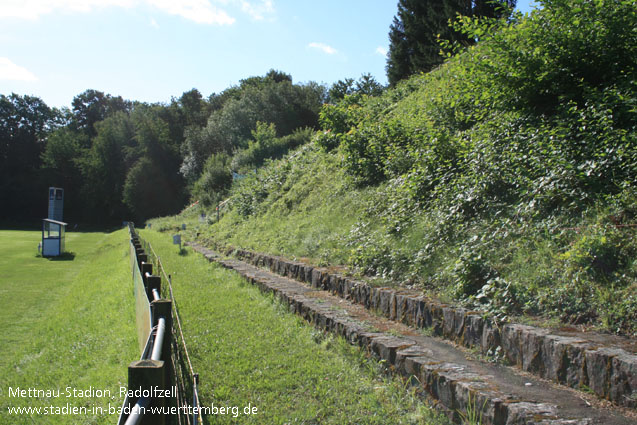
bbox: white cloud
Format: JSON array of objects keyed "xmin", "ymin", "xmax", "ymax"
[
  {"xmin": 308, "ymin": 42, "xmax": 337, "ymax": 55},
  {"xmin": 148, "ymin": 0, "xmax": 234, "ymax": 25},
  {"xmin": 150, "ymin": 17, "xmax": 159, "ymax": 28},
  {"xmin": 239, "ymin": 0, "xmax": 274, "ymax": 21},
  {"xmin": 0, "ymin": 0, "xmax": 235, "ymax": 25},
  {"xmin": 0, "ymin": 57, "xmax": 38, "ymax": 82},
  {"xmin": 375, "ymin": 46, "xmax": 388, "ymax": 56}
]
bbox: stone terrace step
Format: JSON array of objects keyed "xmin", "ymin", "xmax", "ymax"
[
  {"xmin": 204, "ymin": 244, "xmax": 637, "ymax": 410},
  {"xmin": 189, "ymin": 243, "xmax": 636, "ymax": 425}
]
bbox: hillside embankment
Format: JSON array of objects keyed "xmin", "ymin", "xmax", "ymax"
[{"xmin": 177, "ymin": 0, "xmax": 637, "ymax": 338}]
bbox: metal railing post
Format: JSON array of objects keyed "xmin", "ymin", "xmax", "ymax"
[
  {"xmin": 125, "ymin": 359, "xmax": 166, "ymax": 425},
  {"xmin": 140, "ymin": 262, "xmax": 152, "ymax": 285},
  {"xmin": 193, "ymin": 373, "xmax": 199, "ymax": 425},
  {"xmin": 146, "ymin": 274, "xmax": 161, "ymax": 301},
  {"xmin": 152, "ymin": 299, "xmax": 173, "ymax": 390}
]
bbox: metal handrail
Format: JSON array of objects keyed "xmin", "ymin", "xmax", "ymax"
[
  {"xmin": 121, "ymin": 317, "xmax": 167, "ymax": 425},
  {"xmin": 122, "ymin": 225, "xmax": 171, "ymax": 425},
  {"xmin": 123, "ymin": 397, "xmax": 150, "ymax": 425},
  {"xmin": 140, "ymin": 236, "xmax": 203, "ymax": 425},
  {"xmin": 148, "ymin": 244, "xmax": 197, "ymax": 379},
  {"xmin": 151, "ymin": 318, "xmax": 166, "ymax": 361}
]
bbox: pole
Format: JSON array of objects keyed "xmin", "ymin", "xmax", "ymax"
[{"xmin": 151, "ymin": 317, "xmax": 166, "ymax": 361}]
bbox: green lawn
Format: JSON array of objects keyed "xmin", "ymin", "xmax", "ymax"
[
  {"xmin": 0, "ymin": 229, "xmax": 137, "ymax": 424},
  {"xmin": 141, "ymin": 229, "xmax": 450, "ymax": 425}
]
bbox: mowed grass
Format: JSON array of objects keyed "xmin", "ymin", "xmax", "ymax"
[
  {"xmin": 0, "ymin": 229, "xmax": 137, "ymax": 424},
  {"xmin": 141, "ymin": 229, "xmax": 450, "ymax": 425}
]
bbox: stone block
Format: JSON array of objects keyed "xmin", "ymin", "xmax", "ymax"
[
  {"xmin": 358, "ymin": 331, "xmax": 384, "ymax": 350},
  {"xmin": 481, "ymin": 320, "xmax": 501, "ymax": 354},
  {"xmin": 415, "ymin": 297, "xmax": 428, "ymax": 328},
  {"xmin": 609, "ymin": 351, "xmax": 637, "ymax": 408},
  {"xmin": 369, "ymin": 336, "xmax": 415, "ymax": 364},
  {"xmin": 443, "ymin": 307, "xmax": 468, "ymax": 340},
  {"xmin": 462, "ymin": 314, "xmax": 484, "ymax": 348},
  {"xmin": 389, "ymin": 291, "xmax": 397, "ymax": 320},
  {"xmin": 310, "ymin": 268, "xmax": 322, "ymax": 289},
  {"xmin": 395, "ymin": 293, "xmax": 408, "ymax": 324},
  {"xmin": 395, "ymin": 346, "xmax": 434, "ymax": 374},
  {"xmin": 585, "ymin": 347, "xmax": 621, "ymax": 399},
  {"xmin": 370, "ymin": 287, "xmax": 381, "ymax": 311},
  {"xmin": 342, "ymin": 279, "xmax": 355, "ymax": 300},
  {"xmin": 503, "ymin": 402, "xmax": 558, "ymax": 425},
  {"xmin": 360, "ymin": 285, "xmax": 371, "ymax": 308},
  {"xmin": 304, "ymin": 266, "xmax": 314, "ymax": 284},
  {"xmin": 541, "ymin": 335, "xmax": 590, "ymax": 387},
  {"xmin": 378, "ymin": 289, "xmax": 392, "ymax": 318}
]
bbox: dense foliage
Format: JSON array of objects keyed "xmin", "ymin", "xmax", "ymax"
[
  {"xmin": 199, "ymin": 0, "xmax": 637, "ymax": 335},
  {"xmin": 0, "ymin": 94, "xmax": 61, "ymax": 220},
  {"xmin": 0, "ymin": 71, "xmax": 324, "ymax": 223},
  {"xmin": 386, "ymin": 0, "xmax": 516, "ymax": 85},
  {"xmin": 179, "ymin": 72, "xmax": 325, "ymax": 183}
]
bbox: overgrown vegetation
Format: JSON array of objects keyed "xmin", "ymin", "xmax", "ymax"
[
  {"xmin": 140, "ymin": 229, "xmax": 451, "ymax": 425},
  {"xmin": 177, "ymin": 0, "xmax": 637, "ymax": 336}
]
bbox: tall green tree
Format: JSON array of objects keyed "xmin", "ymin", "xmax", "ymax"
[
  {"xmin": 40, "ymin": 127, "xmax": 88, "ymax": 222},
  {"xmin": 0, "ymin": 94, "xmax": 59, "ymax": 220},
  {"xmin": 123, "ymin": 106, "xmax": 187, "ymax": 220},
  {"xmin": 78, "ymin": 111, "xmax": 135, "ymax": 222},
  {"xmin": 386, "ymin": 0, "xmax": 516, "ymax": 86},
  {"xmin": 71, "ymin": 89, "xmax": 131, "ymax": 138}
]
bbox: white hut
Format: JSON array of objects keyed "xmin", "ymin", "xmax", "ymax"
[{"xmin": 42, "ymin": 219, "xmax": 67, "ymax": 257}]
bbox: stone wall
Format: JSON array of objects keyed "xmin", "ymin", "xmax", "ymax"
[{"xmin": 220, "ymin": 246, "xmax": 636, "ymax": 409}]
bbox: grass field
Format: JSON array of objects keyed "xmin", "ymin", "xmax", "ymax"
[
  {"xmin": 140, "ymin": 229, "xmax": 450, "ymax": 425},
  {"xmin": 0, "ymin": 228, "xmax": 137, "ymax": 424}
]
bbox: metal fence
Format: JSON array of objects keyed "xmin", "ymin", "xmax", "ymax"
[
  {"xmin": 145, "ymin": 236, "xmax": 203, "ymax": 425},
  {"xmin": 118, "ymin": 224, "xmax": 203, "ymax": 425}
]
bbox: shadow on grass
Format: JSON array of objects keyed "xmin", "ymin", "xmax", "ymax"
[
  {"xmin": 1, "ymin": 221, "xmax": 125, "ymax": 234},
  {"xmin": 37, "ymin": 251, "xmax": 77, "ymax": 261},
  {"xmin": 178, "ymin": 248, "xmax": 189, "ymax": 256}
]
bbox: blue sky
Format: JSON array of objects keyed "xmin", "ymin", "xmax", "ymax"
[{"xmin": 0, "ymin": 0, "xmax": 538, "ymax": 108}]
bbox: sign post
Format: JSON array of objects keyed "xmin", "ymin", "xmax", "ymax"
[{"xmin": 172, "ymin": 234, "xmax": 181, "ymax": 251}]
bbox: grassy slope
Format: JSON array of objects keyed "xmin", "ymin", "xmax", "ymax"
[
  {"xmin": 0, "ymin": 229, "xmax": 137, "ymax": 425},
  {"xmin": 158, "ymin": 0, "xmax": 637, "ymax": 336},
  {"xmin": 160, "ymin": 138, "xmax": 637, "ymax": 336},
  {"xmin": 212, "ymin": 147, "xmax": 360, "ymax": 265},
  {"xmin": 140, "ymin": 228, "xmax": 450, "ymax": 425}
]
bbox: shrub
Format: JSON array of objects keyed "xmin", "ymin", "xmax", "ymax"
[
  {"xmin": 233, "ymin": 125, "xmax": 312, "ymax": 172},
  {"xmin": 192, "ymin": 152, "xmax": 233, "ymax": 207}
]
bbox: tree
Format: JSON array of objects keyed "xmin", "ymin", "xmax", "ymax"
[
  {"xmin": 386, "ymin": 0, "xmax": 516, "ymax": 86},
  {"xmin": 355, "ymin": 73, "xmax": 385, "ymax": 97},
  {"xmin": 328, "ymin": 78, "xmax": 355, "ymax": 103},
  {"xmin": 192, "ymin": 152, "xmax": 233, "ymax": 207},
  {"xmin": 0, "ymin": 94, "xmax": 59, "ymax": 220},
  {"xmin": 128, "ymin": 106, "xmax": 187, "ymax": 217},
  {"xmin": 123, "ymin": 157, "xmax": 182, "ymax": 221},
  {"xmin": 179, "ymin": 72, "xmax": 325, "ymax": 183},
  {"xmin": 40, "ymin": 127, "xmax": 88, "ymax": 221},
  {"xmin": 328, "ymin": 74, "xmax": 385, "ymax": 103},
  {"xmin": 71, "ymin": 89, "xmax": 131, "ymax": 137},
  {"xmin": 177, "ymin": 88, "xmax": 210, "ymax": 128},
  {"xmin": 77, "ymin": 111, "xmax": 135, "ymax": 222}
]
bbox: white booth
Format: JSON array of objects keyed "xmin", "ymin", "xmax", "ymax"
[{"xmin": 42, "ymin": 219, "xmax": 67, "ymax": 257}]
